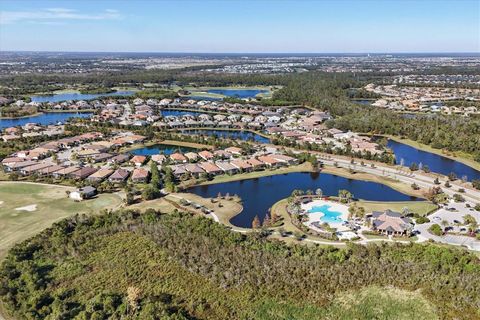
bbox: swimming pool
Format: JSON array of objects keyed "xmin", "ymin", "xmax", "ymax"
[{"xmin": 308, "ymin": 204, "xmax": 344, "ymax": 224}]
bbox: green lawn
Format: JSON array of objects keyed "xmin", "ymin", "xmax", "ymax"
[
  {"xmin": 198, "ymin": 162, "xmax": 314, "ymax": 186},
  {"xmin": 0, "ymin": 182, "xmax": 122, "ymax": 259},
  {"xmin": 357, "ymin": 200, "xmax": 438, "ymax": 216}
]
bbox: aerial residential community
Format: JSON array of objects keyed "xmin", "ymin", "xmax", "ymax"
[{"xmin": 0, "ymin": 1, "xmax": 479, "ymax": 319}]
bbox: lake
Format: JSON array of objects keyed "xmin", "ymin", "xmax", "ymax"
[
  {"xmin": 189, "ymin": 172, "xmax": 419, "ymax": 228},
  {"xmin": 207, "ymin": 89, "xmax": 268, "ymax": 98},
  {"xmin": 30, "ymin": 90, "xmax": 135, "ymax": 103},
  {"xmin": 130, "ymin": 144, "xmax": 196, "ymax": 156},
  {"xmin": 181, "ymin": 129, "xmax": 270, "ymax": 143},
  {"xmin": 352, "ymin": 99, "xmax": 373, "ymax": 105},
  {"xmin": 161, "ymin": 110, "xmax": 207, "ymax": 117},
  {"xmin": 0, "ymin": 112, "xmax": 92, "ymax": 129},
  {"xmin": 387, "ymin": 139, "xmax": 480, "ymax": 181}
]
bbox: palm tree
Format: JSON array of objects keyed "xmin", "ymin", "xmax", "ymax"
[{"xmin": 338, "ymin": 189, "xmax": 353, "ymax": 203}]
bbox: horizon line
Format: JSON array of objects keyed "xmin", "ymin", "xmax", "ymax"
[{"xmin": 1, "ymin": 50, "xmax": 479, "ymax": 56}]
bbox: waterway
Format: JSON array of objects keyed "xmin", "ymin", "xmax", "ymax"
[
  {"xmin": 207, "ymin": 89, "xmax": 268, "ymax": 98},
  {"xmin": 387, "ymin": 139, "xmax": 480, "ymax": 181},
  {"xmin": 181, "ymin": 129, "xmax": 270, "ymax": 143},
  {"xmin": 0, "ymin": 112, "xmax": 92, "ymax": 129},
  {"xmin": 161, "ymin": 110, "xmax": 207, "ymax": 117},
  {"xmin": 130, "ymin": 144, "xmax": 196, "ymax": 156},
  {"xmin": 189, "ymin": 172, "xmax": 419, "ymax": 228},
  {"xmin": 30, "ymin": 90, "xmax": 134, "ymax": 103}
]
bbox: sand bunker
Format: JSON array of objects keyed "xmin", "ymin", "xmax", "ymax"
[{"xmin": 15, "ymin": 204, "xmax": 37, "ymax": 212}]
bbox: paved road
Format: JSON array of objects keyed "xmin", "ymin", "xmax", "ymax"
[{"xmin": 317, "ymin": 155, "xmax": 480, "ymax": 203}]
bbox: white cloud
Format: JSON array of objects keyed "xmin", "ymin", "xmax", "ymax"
[{"xmin": 0, "ymin": 8, "xmax": 121, "ymax": 24}]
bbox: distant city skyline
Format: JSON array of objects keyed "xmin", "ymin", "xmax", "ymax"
[{"xmin": 0, "ymin": 0, "xmax": 479, "ymax": 53}]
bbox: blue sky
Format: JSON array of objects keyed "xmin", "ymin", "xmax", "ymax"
[{"xmin": 0, "ymin": 0, "xmax": 478, "ymax": 53}]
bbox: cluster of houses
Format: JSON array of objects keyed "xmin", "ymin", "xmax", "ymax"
[
  {"xmin": 2, "ymin": 95, "xmax": 383, "ymax": 156},
  {"xmin": 85, "ymin": 97, "xmax": 382, "ymax": 155},
  {"xmin": 0, "ymin": 125, "xmax": 302, "ymax": 197},
  {"xmin": 365, "ymin": 83, "xmax": 480, "ymax": 116},
  {"xmin": 158, "ymin": 147, "xmax": 298, "ymax": 178},
  {"xmin": 1, "ymin": 124, "xmax": 65, "ymax": 142},
  {"xmin": 1, "ymin": 131, "xmax": 150, "ymax": 185}
]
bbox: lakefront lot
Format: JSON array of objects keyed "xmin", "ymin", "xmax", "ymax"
[{"xmin": 0, "ymin": 182, "xmax": 122, "ymax": 259}]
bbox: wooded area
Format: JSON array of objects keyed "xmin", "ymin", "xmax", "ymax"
[{"xmin": 1, "ymin": 209, "xmax": 479, "ymax": 319}]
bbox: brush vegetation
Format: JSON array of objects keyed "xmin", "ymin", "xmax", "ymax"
[{"xmin": 1, "ymin": 209, "xmax": 479, "ymax": 319}]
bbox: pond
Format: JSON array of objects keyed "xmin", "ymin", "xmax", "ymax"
[
  {"xmin": 161, "ymin": 110, "xmax": 208, "ymax": 117},
  {"xmin": 130, "ymin": 144, "xmax": 196, "ymax": 156},
  {"xmin": 387, "ymin": 139, "xmax": 480, "ymax": 181},
  {"xmin": 189, "ymin": 172, "xmax": 419, "ymax": 228},
  {"xmin": 30, "ymin": 90, "xmax": 135, "ymax": 103},
  {"xmin": 207, "ymin": 89, "xmax": 268, "ymax": 98},
  {"xmin": 181, "ymin": 129, "xmax": 270, "ymax": 143},
  {"xmin": 352, "ymin": 99, "xmax": 373, "ymax": 105},
  {"xmin": 0, "ymin": 112, "xmax": 92, "ymax": 129}
]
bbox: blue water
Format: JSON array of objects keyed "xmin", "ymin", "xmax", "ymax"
[
  {"xmin": 352, "ymin": 99, "xmax": 373, "ymax": 105},
  {"xmin": 0, "ymin": 112, "xmax": 92, "ymax": 129},
  {"xmin": 387, "ymin": 139, "xmax": 480, "ymax": 181},
  {"xmin": 309, "ymin": 204, "xmax": 344, "ymax": 223},
  {"xmin": 161, "ymin": 110, "xmax": 206, "ymax": 117},
  {"xmin": 182, "ymin": 129, "xmax": 270, "ymax": 143},
  {"xmin": 187, "ymin": 96, "xmax": 222, "ymax": 101},
  {"xmin": 207, "ymin": 89, "xmax": 268, "ymax": 98},
  {"xmin": 189, "ymin": 172, "xmax": 419, "ymax": 228},
  {"xmin": 130, "ymin": 144, "xmax": 195, "ymax": 156},
  {"xmin": 30, "ymin": 91, "xmax": 134, "ymax": 103}
]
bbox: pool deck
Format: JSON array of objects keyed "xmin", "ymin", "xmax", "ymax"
[{"xmin": 301, "ymin": 200, "xmax": 350, "ymax": 231}]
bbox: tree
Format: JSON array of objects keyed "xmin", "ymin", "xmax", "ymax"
[
  {"xmin": 263, "ymin": 213, "xmax": 271, "ymax": 227},
  {"xmin": 409, "ymin": 162, "xmax": 418, "ymax": 171},
  {"xmin": 411, "ymin": 182, "xmax": 419, "ymax": 190},
  {"xmin": 453, "ymin": 193, "xmax": 465, "ymax": 202},
  {"xmin": 338, "ymin": 189, "xmax": 353, "ymax": 203},
  {"xmin": 433, "ymin": 177, "xmax": 440, "ymax": 185},
  {"xmin": 472, "ymin": 179, "xmax": 480, "ymax": 190},
  {"xmin": 150, "ymin": 161, "xmax": 160, "ymax": 188},
  {"xmin": 448, "ymin": 172, "xmax": 457, "ymax": 181},
  {"xmin": 142, "ymin": 185, "xmax": 160, "ymax": 200},
  {"xmin": 125, "ymin": 192, "xmax": 135, "ymax": 205},
  {"xmin": 252, "ymin": 215, "xmax": 261, "ymax": 229},
  {"xmin": 428, "ymin": 224, "xmax": 443, "ymax": 236},
  {"xmin": 463, "ymin": 214, "xmax": 477, "ymax": 226}
]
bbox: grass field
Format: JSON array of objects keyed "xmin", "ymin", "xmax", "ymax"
[
  {"xmin": 357, "ymin": 200, "xmax": 438, "ymax": 216},
  {"xmin": 0, "ymin": 182, "xmax": 122, "ymax": 259},
  {"xmin": 198, "ymin": 162, "xmax": 314, "ymax": 186}
]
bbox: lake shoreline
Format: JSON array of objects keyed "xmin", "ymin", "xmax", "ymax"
[
  {"xmin": 179, "ymin": 127, "xmax": 272, "ymax": 139},
  {"xmin": 384, "ymin": 135, "xmax": 480, "ymax": 172},
  {"xmin": 0, "ymin": 110, "xmax": 94, "ymax": 120}
]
